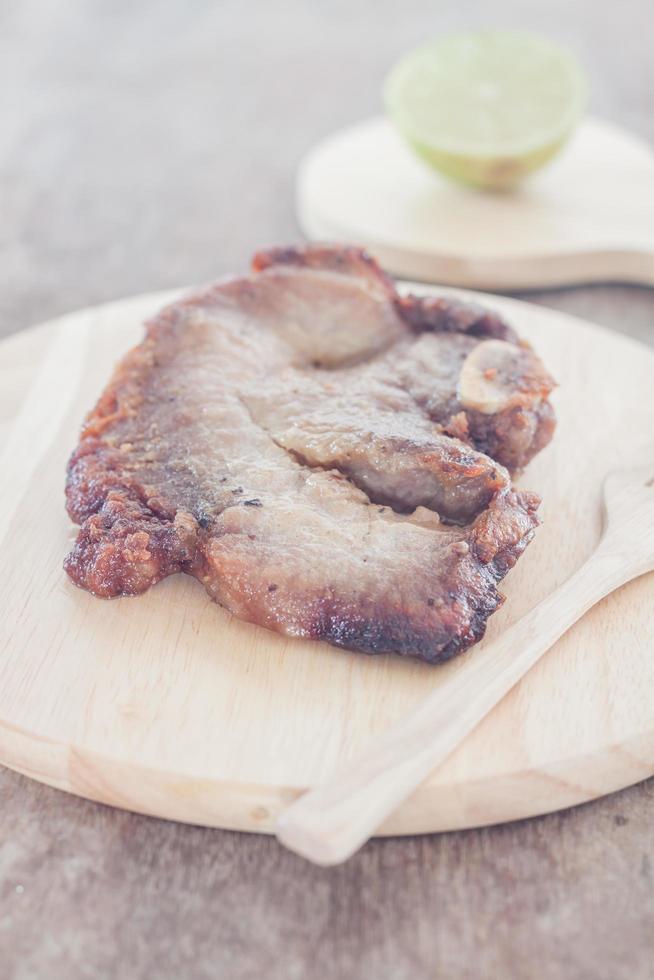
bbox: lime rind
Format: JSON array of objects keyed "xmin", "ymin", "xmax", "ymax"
[{"xmin": 385, "ymin": 30, "xmax": 587, "ymax": 189}]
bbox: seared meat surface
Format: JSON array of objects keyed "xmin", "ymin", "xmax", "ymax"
[{"xmin": 64, "ymin": 245, "xmax": 555, "ymax": 663}]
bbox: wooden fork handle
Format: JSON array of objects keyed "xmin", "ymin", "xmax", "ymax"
[{"xmin": 276, "ymin": 545, "xmax": 639, "ymax": 865}]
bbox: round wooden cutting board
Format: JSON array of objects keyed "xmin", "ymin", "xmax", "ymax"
[
  {"xmin": 297, "ymin": 117, "xmax": 654, "ymax": 289},
  {"xmin": 0, "ymin": 286, "xmax": 653, "ymax": 837}
]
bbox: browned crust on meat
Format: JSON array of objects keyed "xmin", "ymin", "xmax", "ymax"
[
  {"xmin": 463, "ymin": 400, "xmax": 557, "ymax": 473},
  {"xmin": 252, "ymin": 243, "xmax": 397, "ymax": 295},
  {"xmin": 396, "ymin": 293, "xmax": 519, "ymax": 342},
  {"xmin": 396, "ymin": 294, "xmax": 556, "ymax": 472},
  {"xmin": 303, "ymin": 490, "xmax": 539, "ymax": 662},
  {"xmin": 64, "ymin": 491, "xmax": 188, "ymax": 597}
]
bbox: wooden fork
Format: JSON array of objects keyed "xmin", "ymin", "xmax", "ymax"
[{"xmin": 276, "ymin": 466, "xmax": 654, "ymax": 865}]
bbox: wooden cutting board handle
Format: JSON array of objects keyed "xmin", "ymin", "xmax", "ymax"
[{"xmin": 297, "ymin": 116, "xmax": 654, "ymax": 289}]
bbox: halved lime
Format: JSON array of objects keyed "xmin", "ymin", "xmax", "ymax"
[{"xmin": 385, "ymin": 31, "xmax": 587, "ymax": 190}]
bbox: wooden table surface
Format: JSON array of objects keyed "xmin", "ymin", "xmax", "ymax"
[{"xmin": 1, "ymin": 2, "xmax": 652, "ymax": 977}]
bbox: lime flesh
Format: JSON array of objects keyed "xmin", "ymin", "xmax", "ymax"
[{"xmin": 385, "ymin": 31, "xmax": 587, "ymax": 190}]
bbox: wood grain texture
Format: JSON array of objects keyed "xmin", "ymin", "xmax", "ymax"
[
  {"xmin": 1, "ymin": 286, "xmax": 653, "ymax": 843},
  {"xmin": 297, "ymin": 117, "xmax": 654, "ymax": 288},
  {"xmin": 1, "ymin": 2, "xmax": 653, "ymax": 978}
]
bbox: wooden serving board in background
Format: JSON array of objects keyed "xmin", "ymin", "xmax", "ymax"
[
  {"xmin": 297, "ymin": 117, "xmax": 654, "ymax": 289},
  {"xmin": 0, "ymin": 287, "xmax": 653, "ymax": 836}
]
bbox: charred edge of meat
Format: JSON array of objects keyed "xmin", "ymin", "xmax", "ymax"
[
  {"xmin": 251, "ymin": 242, "xmax": 396, "ymax": 294},
  {"xmin": 396, "ymin": 294, "xmax": 519, "ymax": 343},
  {"xmin": 464, "ymin": 400, "xmax": 557, "ymax": 473},
  {"xmin": 304, "ymin": 589, "xmax": 502, "ymax": 664},
  {"xmin": 63, "ymin": 489, "xmax": 190, "ymax": 598},
  {"xmin": 65, "ymin": 438, "xmax": 176, "ymax": 524},
  {"xmin": 305, "ymin": 489, "xmax": 540, "ymax": 663}
]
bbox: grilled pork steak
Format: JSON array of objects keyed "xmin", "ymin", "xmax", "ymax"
[{"xmin": 64, "ymin": 245, "xmax": 555, "ymax": 663}]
